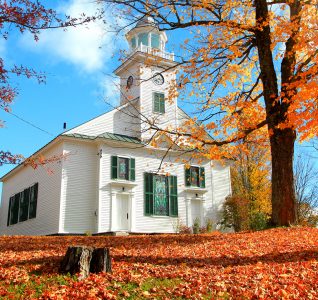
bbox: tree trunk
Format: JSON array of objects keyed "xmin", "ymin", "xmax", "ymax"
[
  {"xmin": 60, "ymin": 246, "xmax": 112, "ymax": 280},
  {"xmin": 59, "ymin": 246, "xmax": 93, "ymax": 280},
  {"xmin": 270, "ymin": 128, "xmax": 297, "ymax": 226},
  {"xmin": 90, "ymin": 248, "xmax": 112, "ymax": 273}
]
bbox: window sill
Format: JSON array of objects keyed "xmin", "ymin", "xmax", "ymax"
[
  {"xmin": 145, "ymin": 215, "xmax": 178, "ymax": 218},
  {"xmin": 109, "ymin": 180, "xmax": 138, "ymax": 188},
  {"xmin": 184, "ymin": 187, "xmax": 208, "ymax": 194},
  {"xmin": 153, "ymin": 111, "xmax": 165, "ymax": 115}
]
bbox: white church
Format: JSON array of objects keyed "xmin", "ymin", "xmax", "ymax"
[{"xmin": 0, "ymin": 17, "xmax": 231, "ymax": 235}]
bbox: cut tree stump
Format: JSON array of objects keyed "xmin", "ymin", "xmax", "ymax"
[
  {"xmin": 60, "ymin": 246, "xmax": 112, "ymax": 280},
  {"xmin": 90, "ymin": 247, "xmax": 112, "ymax": 273},
  {"xmin": 59, "ymin": 246, "xmax": 94, "ymax": 280}
]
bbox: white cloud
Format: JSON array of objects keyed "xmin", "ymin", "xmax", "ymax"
[
  {"xmin": 94, "ymin": 75, "xmax": 120, "ymax": 108},
  {"xmin": 20, "ymin": 0, "xmax": 122, "ymax": 73}
]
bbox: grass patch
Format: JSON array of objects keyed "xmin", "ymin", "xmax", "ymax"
[
  {"xmin": 141, "ymin": 277, "xmax": 182, "ymax": 291},
  {"xmin": 113, "ymin": 277, "xmax": 183, "ymax": 299},
  {"xmin": 2, "ymin": 274, "xmax": 76, "ymax": 299}
]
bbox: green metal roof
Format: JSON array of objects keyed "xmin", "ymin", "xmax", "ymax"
[{"xmin": 63, "ymin": 132, "xmax": 143, "ymax": 145}]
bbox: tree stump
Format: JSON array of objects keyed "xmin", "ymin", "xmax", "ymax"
[
  {"xmin": 59, "ymin": 246, "xmax": 93, "ymax": 280},
  {"xmin": 60, "ymin": 246, "xmax": 112, "ymax": 280},
  {"xmin": 90, "ymin": 247, "xmax": 112, "ymax": 273}
]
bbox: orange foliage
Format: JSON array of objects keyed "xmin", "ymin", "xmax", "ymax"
[{"xmin": 1, "ymin": 228, "xmax": 318, "ymax": 299}]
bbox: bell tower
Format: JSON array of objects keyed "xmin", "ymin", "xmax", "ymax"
[{"xmin": 114, "ymin": 16, "xmax": 178, "ymax": 142}]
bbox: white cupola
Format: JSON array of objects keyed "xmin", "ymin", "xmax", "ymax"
[{"xmin": 125, "ymin": 16, "xmax": 172, "ymax": 60}]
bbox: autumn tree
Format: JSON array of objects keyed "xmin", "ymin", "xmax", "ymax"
[
  {"xmin": 105, "ymin": 0, "xmax": 318, "ymax": 226},
  {"xmin": 221, "ymin": 132, "xmax": 271, "ymax": 231},
  {"xmin": 231, "ymin": 138, "xmax": 272, "ymax": 216},
  {"xmin": 0, "ymin": 0, "xmax": 99, "ymax": 166}
]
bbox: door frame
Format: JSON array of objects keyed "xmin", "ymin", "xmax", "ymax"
[
  {"xmin": 110, "ymin": 191, "xmax": 134, "ymax": 232},
  {"xmin": 185, "ymin": 194, "xmax": 206, "ymax": 227}
]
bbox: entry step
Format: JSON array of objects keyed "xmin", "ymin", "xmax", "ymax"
[{"xmin": 112, "ymin": 231, "xmax": 129, "ymax": 236}]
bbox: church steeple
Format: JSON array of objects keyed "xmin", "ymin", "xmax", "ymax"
[{"xmin": 113, "ymin": 16, "xmax": 178, "ymax": 141}]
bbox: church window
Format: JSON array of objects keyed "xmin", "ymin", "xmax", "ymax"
[
  {"xmin": 185, "ymin": 166, "xmax": 205, "ymax": 188},
  {"xmin": 7, "ymin": 183, "xmax": 38, "ymax": 226},
  {"xmin": 153, "ymin": 92, "xmax": 165, "ymax": 113},
  {"xmin": 144, "ymin": 173, "xmax": 178, "ymax": 217},
  {"xmin": 111, "ymin": 156, "xmax": 135, "ymax": 181}
]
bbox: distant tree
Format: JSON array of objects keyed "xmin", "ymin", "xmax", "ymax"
[
  {"xmin": 222, "ymin": 135, "xmax": 271, "ymax": 231},
  {"xmin": 231, "ymin": 140, "xmax": 271, "ymax": 216},
  {"xmin": 105, "ymin": 0, "xmax": 318, "ymax": 226},
  {"xmin": 294, "ymin": 155, "xmax": 318, "ymax": 227},
  {"xmin": 0, "ymin": 0, "xmax": 99, "ymax": 166}
]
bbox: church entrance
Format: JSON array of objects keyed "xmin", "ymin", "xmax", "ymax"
[
  {"xmin": 116, "ymin": 193, "xmax": 130, "ymax": 231},
  {"xmin": 191, "ymin": 199, "xmax": 202, "ymax": 226}
]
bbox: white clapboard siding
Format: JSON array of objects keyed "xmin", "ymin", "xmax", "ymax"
[
  {"xmin": 211, "ymin": 163, "xmax": 232, "ymax": 221},
  {"xmin": 140, "ymin": 66, "xmax": 178, "ymax": 142},
  {"xmin": 65, "ymin": 103, "xmax": 141, "ymax": 139},
  {"xmin": 119, "ymin": 65, "xmax": 141, "ymax": 105},
  {"xmin": 98, "ymin": 143, "xmax": 215, "ymax": 233},
  {"xmin": 0, "ymin": 143, "xmax": 64, "ymax": 235},
  {"xmin": 59, "ymin": 141, "xmax": 98, "ymax": 234}
]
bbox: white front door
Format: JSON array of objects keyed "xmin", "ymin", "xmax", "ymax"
[
  {"xmin": 116, "ymin": 194, "xmax": 130, "ymax": 231},
  {"xmin": 191, "ymin": 200, "xmax": 202, "ymax": 226}
]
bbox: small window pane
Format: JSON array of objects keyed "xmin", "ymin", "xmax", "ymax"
[
  {"xmin": 29, "ymin": 184, "xmax": 38, "ymax": 219},
  {"xmin": 138, "ymin": 33, "xmax": 148, "ymax": 46},
  {"xmin": 151, "ymin": 34, "xmax": 160, "ymax": 49},
  {"xmin": 19, "ymin": 189, "xmax": 30, "ymax": 222},
  {"xmin": 131, "ymin": 37, "xmax": 136, "ymax": 48},
  {"xmin": 118, "ymin": 157, "xmax": 129, "ymax": 180},
  {"xmin": 10, "ymin": 193, "xmax": 20, "ymax": 225},
  {"xmin": 190, "ymin": 166, "xmax": 200, "ymax": 187}
]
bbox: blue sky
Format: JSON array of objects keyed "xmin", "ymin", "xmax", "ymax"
[
  {"xmin": 0, "ymin": 0, "xmax": 186, "ymax": 196},
  {"xmin": 0, "ymin": 0, "xmax": 317, "ymax": 200}
]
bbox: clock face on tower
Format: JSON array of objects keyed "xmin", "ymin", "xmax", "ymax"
[
  {"xmin": 152, "ymin": 73, "xmax": 164, "ymax": 85},
  {"xmin": 127, "ymin": 76, "xmax": 133, "ymax": 89}
]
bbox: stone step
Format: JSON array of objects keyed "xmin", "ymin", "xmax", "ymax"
[{"xmin": 112, "ymin": 231, "xmax": 129, "ymax": 236}]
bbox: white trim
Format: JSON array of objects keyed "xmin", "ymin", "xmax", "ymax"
[
  {"xmin": 109, "ymin": 180, "xmax": 138, "ymax": 188},
  {"xmin": 184, "ymin": 187, "xmax": 208, "ymax": 194}
]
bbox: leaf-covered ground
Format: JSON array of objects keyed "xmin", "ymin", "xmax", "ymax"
[{"xmin": 0, "ymin": 227, "xmax": 318, "ymax": 299}]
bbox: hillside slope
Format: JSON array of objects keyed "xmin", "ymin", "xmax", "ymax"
[{"xmin": 0, "ymin": 228, "xmax": 317, "ymax": 299}]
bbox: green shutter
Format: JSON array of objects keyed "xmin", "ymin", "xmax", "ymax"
[
  {"xmin": 153, "ymin": 93, "xmax": 160, "ymax": 113},
  {"xmin": 185, "ymin": 167, "xmax": 191, "ymax": 187},
  {"xmin": 11, "ymin": 193, "xmax": 20, "ymax": 225},
  {"xmin": 144, "ymin": 173, "xmax": 154, "ymax": 215},
  {"xmin": 19, "ymin": 188, "xmax": 30, "ymax": 222},
  {"xmin": 169, "ymin": 176, "xmax": 178, "ymax": 216},
  {"xmin": 129, "ymin": 158, "xmax": 135, "ymax": 181},
  {"xmin": 29, "ymin": 183, "xmax": 38, "ymax": 219},
  {"xmin": 199, "ymin": 167, "xmax": 206, "ymax": 188},
  {"xmin": 111, "ymin": 156, "xmax": 118, "ymax": 179},
  {"xmin": 153, "ymin": 93, "xmax": 165, "ymax": 113},
  {"xmin": 7, "ymin": 197, "xmax": 13, "ymax": 226},
  {"xmin": 159, "ymin": 93, "xmax": 165, "ymax": 113}
]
